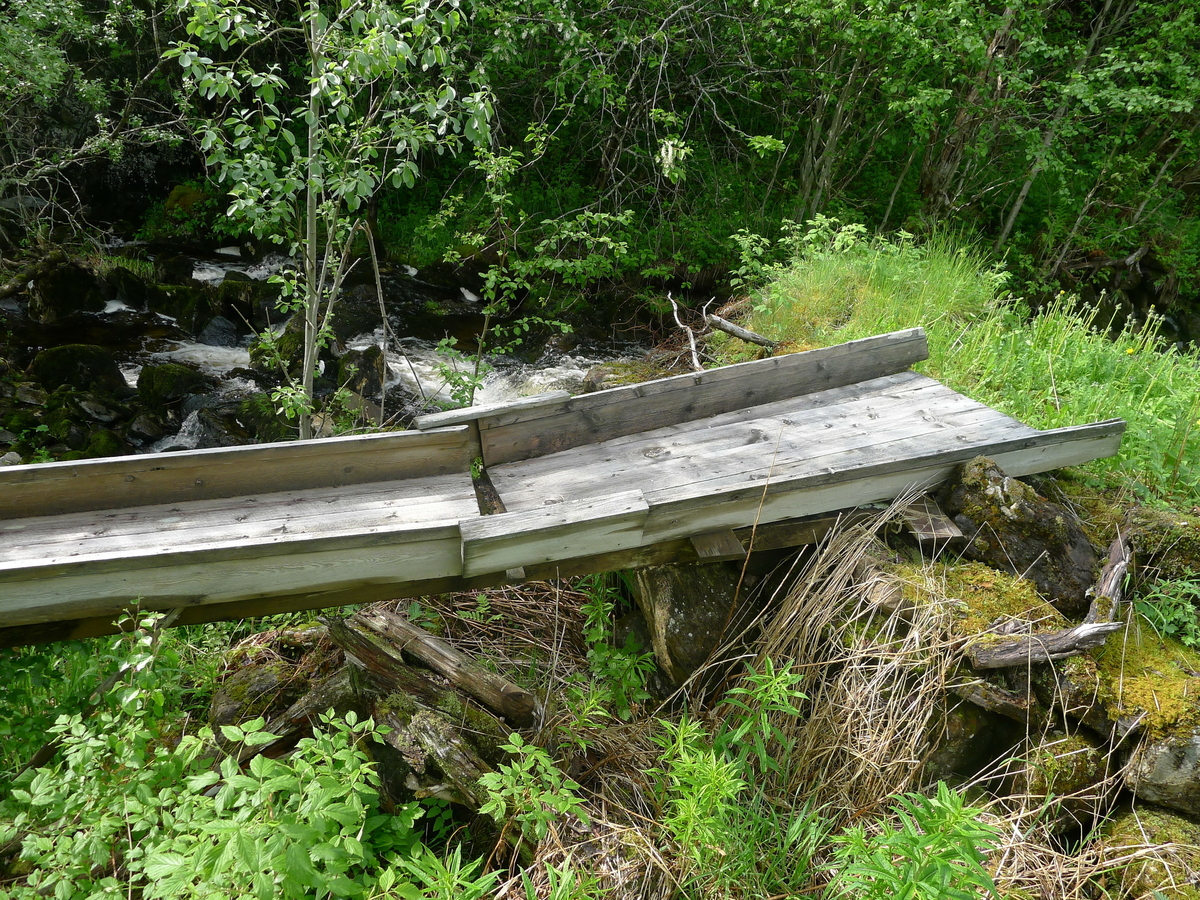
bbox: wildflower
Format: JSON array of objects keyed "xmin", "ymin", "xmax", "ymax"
[{"xmin": 1126, "ymin": 348, "xmax": 1136, "ymax": 355}]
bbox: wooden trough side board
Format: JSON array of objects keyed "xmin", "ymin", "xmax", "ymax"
[{"xmin": 416, "ymin": 327, "xmax": 930, "ymax": 465}]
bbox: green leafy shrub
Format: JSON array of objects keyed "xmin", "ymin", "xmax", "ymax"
[
  {"xmin": 0, "ymin": 620, "xmax": 425, "ymax": 899},
  {"xmin": 1136, "ymin": 577, "xmax": 1200, "ymax": 648},
  {"xmin": 829, "ymin": 781, "xmax": 1000, "ymax": 900},
  {"xmin": 478, "ymin": 733, "xmax": 588, "ymax": 844}
]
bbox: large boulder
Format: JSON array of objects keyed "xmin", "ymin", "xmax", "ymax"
[
  {"xmin": 1128, "ymin": 727, "xmax": 1200, "ymax": 818},
  {"xmin": 633, "ymin": 561, "xmax": 759, "ymax": 686},
  {"xmin": 137, "ymin": 362, "xmax": 217, "ymax": 416},
  {"xmin": 937, "ymin": 457, "xmax": 1099, "ymax": 615},
  {"xmin": 28, "ymin": 260, "xmax": 106, "ymax": 322},
  {"xmin": 26, "ymin": 344, "xmax": 129, "ymax": 395}
]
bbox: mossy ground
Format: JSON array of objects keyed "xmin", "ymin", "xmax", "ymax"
[
  {"xmin": 1091, "ymin": 619, "xmax": 1200, "ymax": 739},
  {"xmin": 894, "ymin": 561, "xmax": 1067, "ymax": 639}
]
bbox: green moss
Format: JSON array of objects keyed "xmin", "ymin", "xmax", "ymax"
[
  {"xmin": 1091, "ymin": 619, "xmax": 1200, "ymax": 738},
  {"xmin": 1101, "ymin": 805, "xmax": 1200, "ymax": 899},
  {"xmin": 84, "ymin": 428, "xmax": 126, "ymax": 458},
  {"xmin": 1020, "ymin": 732, "xmax": 1105, "ymax": 797},
  {"xmin": 1129, "ymin": 507, "xmax": 1200, "ymax": 584},
  {"xmin": 894, "ymin": 561, "xmax": 1066, "ymax": 638}
]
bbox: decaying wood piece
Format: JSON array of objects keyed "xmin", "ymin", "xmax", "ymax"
[
  {"xmin": 236, "ymin": 667, "xmax": 358, "ymax": 762},
  {"xmin": 323, "ymin": 615, "xmax": 451, "ymax": 707},
  {"xmin": 950, "ymin": 679, "xmax": 1033, "ymax": 724},
  {"xmin": 965, "ymin": 621, "xmax": 1124, "ymax": 669},
  {"xmin": 378, "ymin": 706, "xmax": 494, "ymax": 807},
  {"xmin": 0, "ymin": 249, "xmax": 67, "ymax": 300},
  {"xmin": 705, "ymin": 313, "xmax": 778, "ymax": 349},
  {"xmin": 354, "ymin": 609, "xmax": 539, "ymax": 727},
  {"xmin": 962, "ymin": 532, "xmax": 1131, "ymax": 669}
]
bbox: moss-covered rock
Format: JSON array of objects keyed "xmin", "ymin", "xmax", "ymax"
[
  {"xmin": 1092, "ymin": 626, "xmax": 1200, "ymax": 741},
  {"xmin": 1127, "ymin": 507, "xmax": 1200, "ymax": 584},
  {"xmin": 137, "ymin": 362, "xmax": 216, "ymax": 414},
  {"xmin": 337, "ymin": 345, "xmax": 385, "ymax": 397},
  {"xmin": 1011, "ymin": 731, "xmax": 1111, "ymax": 830},
  {"xmin": 937, "ymin": 457, "xmax": 1100, "ymax": 615},
  {"xmin": 1100, "ymin": 805, "xmax": 1200, "ymax": 899},
  {"xmin": 26, "ymin": 344, "xmax": 129, "ymax": 395},
  {"xmin": 28, "ymin": 259, "xmax": 106, "ymax": 323}
]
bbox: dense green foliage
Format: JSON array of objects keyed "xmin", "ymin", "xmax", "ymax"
[{"xmin": 4, "ymin": 0, "xmax": 1198, "ymax": 310}]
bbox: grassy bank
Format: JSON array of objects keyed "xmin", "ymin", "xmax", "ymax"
[{"xmin": 726, "ymin": 221, "xmax": 1200, "ymax": 506}]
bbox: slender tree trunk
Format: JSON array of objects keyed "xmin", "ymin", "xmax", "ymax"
[
  {"xmin": 300, "ymin": 0, "xmax": 322, "ymax": 441},
  {"xmin": 994, "ymin": 0, "xmax": 1116, "ymax": 252}
]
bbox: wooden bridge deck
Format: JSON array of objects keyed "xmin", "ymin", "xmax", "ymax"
[{"xmin": 0, "ymin": 328, "xmax": 1125, "ymax": 646}]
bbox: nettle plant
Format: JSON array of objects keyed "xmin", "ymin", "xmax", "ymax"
[{"xmin": 167, "ymin": 0, "xmax": 492, "ymax": 438}]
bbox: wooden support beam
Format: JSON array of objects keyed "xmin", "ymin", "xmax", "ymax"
[
  {"xmin": 900, "ymin": 496, "xmax": 963, "ymax": 543},
  {"xmin": 690, "ymin": 530, "xmax": 747, "ymax": 562}
]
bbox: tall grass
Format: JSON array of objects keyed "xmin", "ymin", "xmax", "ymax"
[{"xmin": 740, "ymin": 223, "xmax": 1200, "ymax": 504}]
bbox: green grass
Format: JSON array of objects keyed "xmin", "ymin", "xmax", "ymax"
[{"xmin": 736, "ymin": 223, "xmax": 1200, "ymax": 505}]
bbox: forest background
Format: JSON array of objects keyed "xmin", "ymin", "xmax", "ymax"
[{"xmin": 2, "ymin": 0, "xmax": 1198, "ymax": 325}]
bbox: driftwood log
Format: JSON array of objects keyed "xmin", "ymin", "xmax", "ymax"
[
  {"xmin": 353, "ymin": 608, "xmax": 539, "ymax": 728},
  {"xmin": 963, "ymin": 532, "xmax": 1130, "ymax": 669},
  {"xmin": 705, "ymin": 313, "xmax": 777, "ymax": 349}
]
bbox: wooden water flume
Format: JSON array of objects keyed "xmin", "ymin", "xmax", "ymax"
[{"xmin": 0, "ymin": 328, "xmax": 1125, "ymax": 647}]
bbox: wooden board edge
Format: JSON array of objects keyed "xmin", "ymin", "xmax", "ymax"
[
  {"xmin": 461, "ymin": 490, "xmax": 650, "ymax": 578},
  {"xmin": 0, "ymin": 519, "xmax": 467, "ymax": 583},
  {"xmin": 0, "ymin": 508, "xmax": 873, "ymax": 648},
  {"xmin": 413, "ymin": 391, "xmax": 572, "ymax": 430}
]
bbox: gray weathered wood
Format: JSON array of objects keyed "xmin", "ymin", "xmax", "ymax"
[
  {"xmin": 460, "ymin": 490, "xmax": 650, "ymax": 577},
  {"xmin": 901, "ymin": 496, "xmax": 963, "ymax": 542},
  {"xmin": 706, "ymin": 314, "xmax": 777, "ymax": 348},
  {"xmin": 355, "ymin": 609, "xmax": 538, "ymax": 727},
  {"xmin": 474, "ymin": 328, "xmax": 929, "ymax": 465},
  {"xmin": 412, "ymin": 391, "xmax": 571, "ymax": 430},
  {"xmin": 690, "ymin": 530, "xmax": 747, "ymax": 561},
  {"xmin": 0, "ymin": 426, "xmax": 475, "ymax": 518},
  {"xmin": 0, "ymin": 521, "xmax": 465, "ymax": 625}
]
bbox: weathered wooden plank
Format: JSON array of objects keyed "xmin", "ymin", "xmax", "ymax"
[
  {"xmin": 460, "ymin": 490, "xmax": 650, "ymax": 577},
  {"xmin": 490, "ymin": 376, "xmax": 1026, "ymax": 510},
  {"xmin": 0, "ymin": 475, "xmax": 478, "ymax": 563},
  {"xmin": 0, "ymin": 426, "xmax": 475, "ymax": 518},
  {"xmin": 640, "ymin": 420, "xmax": 1125, "ymax": 542},
  {"xmin": 690, "ymin": 530, "xmax": 746, "ymax": 561},
  {"xmin": 474, "ymin": 328, "xmax": 929, "ymax": 464},
  {"xmin": 901, "ymin": 496, "xmax": 963, "ymax": 542},
  {"xmin": 0, "ymin": 522, "xmax": 464, "ymax": 625},
  {"xmin": 413, "ymin": 391, "xmax": 571, "ymax": 430}
]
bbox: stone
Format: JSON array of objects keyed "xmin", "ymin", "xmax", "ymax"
[
  {"xmin": 0, "ymin": 451, "xmax": 21, "ymax": 465},
  {"xmin": 125, "ymin": 413, "xmax": 166, "ymax": 444},
  {"xmin": 922, "ymin": 700, "xmax": 1020, "ymax": 786},
  {"xmin": 1100, "ymin": 805, "xmax": 1200, "ymax": 899},
  {"xmin": 1011, "ymin": 730, "xmax": 1112, "ymax": 830},
  {"xmin": 103, "ymin": 265, "xmax": 150, "ymax": 309},
  {"xmin": 28, "ymin": 260, "xmax": 106, "ymax": 322},
  {"xmin": 338, "ymin": 345, "xmax": 386, "ymax": 397},
  {"xmin": 937, "ymin": 456, "xmax": 1099, "ymax": 614},
  {"xmin": 633, "ymin": 561, "xmax": 758, "ymax": 686},
  {"xmin": 197, "ymin": 315, "xmax": 240, "ymax": 348},
  {"xmin": 137, "ymin": 362, "xmax": 217, "ymax": 414},
  {"xmin": 1128, "ymin": 726, "xmax": 1200, "ymax": 818},
  {"xmin": 153, "ymin": 253, "xmax": 195, "ymax": 286},
  {"xmin": 26, "ymin": 344, "xmax": 129, "ymax": 395}
]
